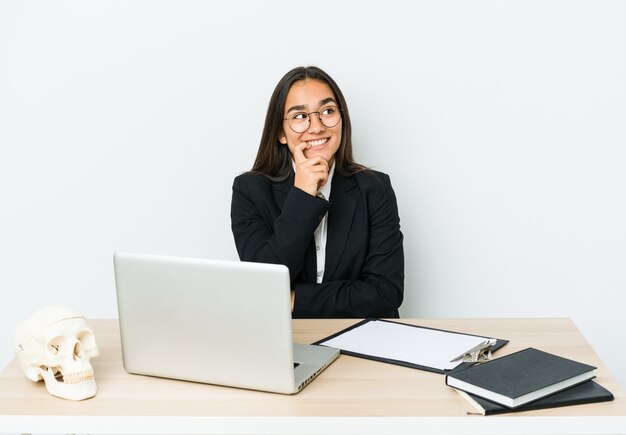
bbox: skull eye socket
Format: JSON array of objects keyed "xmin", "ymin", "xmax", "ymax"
[
  {"xmin": 73, "ymin": 341, "xmax": 82, "ymax": 359},
  {"xmin": 47, "ymin": 337, "xmax": 64, "ymax": 355}
]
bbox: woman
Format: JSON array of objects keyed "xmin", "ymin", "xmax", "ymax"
[{"xmin": 230, "ymin": 66, "xmax": 404, "ymax": 318}]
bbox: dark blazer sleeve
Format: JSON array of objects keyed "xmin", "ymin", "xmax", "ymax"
[
  {"xmin": 231, "ymin": 173, "xmax": 329, "ymax": 280},
  {"xmin": 230, "ymin": 171, "xmax": 404, "ymax": 319}
]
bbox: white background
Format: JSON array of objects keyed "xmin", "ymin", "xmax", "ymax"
[{"xmin": 1, "ymin": 0, "xmax": 625, "ymax": 391}]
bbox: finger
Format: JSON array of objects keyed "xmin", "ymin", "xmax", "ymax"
[
  {"xmin": 299, "ymin": 156, "xmax": 329, "ymax": 172},
  {"xmin": 310, "ymin": 167, "xmax": 329, "ymax": 190},
  {"xmin": 317, "ymin": 174, "xmax": 329, "ymax": 189},
  {"xmin": 292, "ymin": 142, "xmax": 309, "ymax": 165},
  {"xmin": 293, "ymin": 161, "xmax": 328, "ymax": 195}
]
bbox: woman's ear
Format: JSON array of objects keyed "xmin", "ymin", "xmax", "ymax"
[{"xmin": 278, "ymin": 134, "xmax": 287, "ymax": 145}]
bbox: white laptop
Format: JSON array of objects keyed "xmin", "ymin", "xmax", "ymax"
[{"xmin": 113, "ymin": 252, "xmax": 339, "ymax": 394}]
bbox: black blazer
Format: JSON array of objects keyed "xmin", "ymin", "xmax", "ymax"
[{"xmin": 230, "ymin": 169, "xmax": 404, "ymax": 318}]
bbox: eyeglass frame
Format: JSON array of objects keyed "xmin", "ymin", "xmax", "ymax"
[{"xmin": 282, "ymin": 106, "xmax": 343, "ymax": 133}]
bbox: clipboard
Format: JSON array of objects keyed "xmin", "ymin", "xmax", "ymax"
[{"xmin": 314, "ymin": 318, "xmax": 508, "ymax": 374}]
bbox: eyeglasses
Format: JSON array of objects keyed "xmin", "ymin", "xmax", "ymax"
[{"xmin": 283, "ymin": 106, "xmax": 342, "ymax": 133}]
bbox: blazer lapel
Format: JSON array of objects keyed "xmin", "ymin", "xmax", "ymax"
[{"xmin": 323, "ymin": 174, "xmax": 357, "ymax": 281}]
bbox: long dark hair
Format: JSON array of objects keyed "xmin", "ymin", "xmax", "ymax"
[{"xmin": 251, "ymin": 66, "xmax": 366, "ymax": 180}]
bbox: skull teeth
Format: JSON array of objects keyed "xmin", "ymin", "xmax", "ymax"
[{"xmin": 60, "ymin": 370, "xmax": 95, "ymax": 384}]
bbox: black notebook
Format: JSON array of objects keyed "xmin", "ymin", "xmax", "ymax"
[
  {"xmin": 454, "ymin": 380, "xmax": 613, "ymax": 415},
  {"xmin": 445, "ymin": 347, "xmax": 596, "ymax": 408}
]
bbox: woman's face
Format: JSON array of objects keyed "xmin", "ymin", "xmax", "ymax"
[{"xmin": 279, "ymin": 79, "xmax": 342, "ymax": 166}]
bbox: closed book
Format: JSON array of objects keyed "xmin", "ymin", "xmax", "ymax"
[
  {"xmin": 445, "ymin": 347, "xmax": 596, "ymax": 408},
  {"xmin": 454, "ymin": 380, "xmax": 613, "ymax": 415}
]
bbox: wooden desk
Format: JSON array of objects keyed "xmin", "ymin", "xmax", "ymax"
[{"xmin": 1, "ymin": 318, "xmax": 625, "ymax": 434}]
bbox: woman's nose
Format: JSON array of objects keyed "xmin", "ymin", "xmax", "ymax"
[{"xmin": 307, "ymin": 113, "xmax": 326, "ymax": 133}]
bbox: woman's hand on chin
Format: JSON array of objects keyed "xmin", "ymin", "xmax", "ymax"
[{"xmin": 293, "ymin": 142, "xmax": 329, "ymax": 196}]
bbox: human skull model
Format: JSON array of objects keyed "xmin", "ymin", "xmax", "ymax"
[{"xmin": 13, "ymin": 305, "xmax": 99, "ymax": 400}]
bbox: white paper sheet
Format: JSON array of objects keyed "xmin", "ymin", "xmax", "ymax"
[{"xmin": 320, "ymin": 320, "xmax": 493, "ymax": 371}]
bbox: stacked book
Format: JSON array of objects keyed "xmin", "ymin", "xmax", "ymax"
[{"xmin": 445, "ymin": 348, "xmax": 614, "ymax": 415}]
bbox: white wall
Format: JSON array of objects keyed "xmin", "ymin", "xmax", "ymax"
[{"xmin": 1, "ymin": 0, "xmax": 625, "ymax": 389}]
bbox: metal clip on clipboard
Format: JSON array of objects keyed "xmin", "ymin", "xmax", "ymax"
[{"xmin": 449, "ymin": 338, "xmax": 498, "ymax": 363}]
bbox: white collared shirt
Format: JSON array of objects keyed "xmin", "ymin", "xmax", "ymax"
[
  {"xmin": 314, "ymin": 163, "xmax": 335, "ymax": 283},
  {"xmin": 292, "ymin": 161, "xmax": 335, "ymax": 283}
]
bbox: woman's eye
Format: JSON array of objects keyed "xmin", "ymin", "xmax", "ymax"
[
  {"xmin": 293, "ymin": 113, "xmax": 308, "ymax": 120},
  {"xmin": 321, "ymin": 107, "xmax": 336, "ymax": 116}
]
